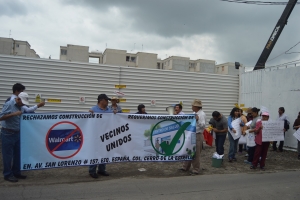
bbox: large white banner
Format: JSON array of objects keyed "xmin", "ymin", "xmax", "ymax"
[
  {"xmin": 262, "ymin": 121, "xmax": 284, "ymax": 142},
  {"xmin": 20, "ymin": 113, "xmax": 196, "ymax": 170}
]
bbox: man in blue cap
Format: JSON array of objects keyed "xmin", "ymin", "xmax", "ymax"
[{"xmin": 88, "ymin": 94, "xmax": 116, "ymax": 178}]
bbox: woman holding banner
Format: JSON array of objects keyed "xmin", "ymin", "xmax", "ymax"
[
  {"xmin": 292, "ymin": 112, "xmax": 300, "ymax": 160},
  {"xmin": 252, "ymin": 112, "xmax": 270, "ymax": 170},
  {"xmin": 227, "ymin": 107, "xmax": 241, "ymax": 162}
]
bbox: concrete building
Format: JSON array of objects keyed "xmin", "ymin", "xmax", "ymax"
[
  {"xmin": 0, "ymin": 37, "xmax": 40, "ymax": 58},
  {"xmin": 215, "ymin": 62, "xmax": 241, "ymax": 75},
  {"xmin": 59, "ymin": 43, "xmax": 241, "ymax": 75}
]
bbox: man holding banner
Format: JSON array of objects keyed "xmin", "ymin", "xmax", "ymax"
[
  {"xmin": 181, "ymin": 99, "xmax": 206, "ymax": 175},
  {"xmin": 0, "ymin": 92, "xmax": 29, "ymax": 182},
  {"xmin": 88, "ymin": 94, "xmax": 116, "ymax": 179}
]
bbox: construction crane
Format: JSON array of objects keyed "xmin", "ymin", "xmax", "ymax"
[{"xmin": 253, "ymin": 0, "xmax": 298, "ymax": 70}]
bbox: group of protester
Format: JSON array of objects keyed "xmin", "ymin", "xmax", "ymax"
[
  {"xmin": 0, "ymin": 83, "xmax": 149, "ymax": 182},
  {"xmin": 1, "ymin": 83, "xmax": 300, "ymax": 182}
]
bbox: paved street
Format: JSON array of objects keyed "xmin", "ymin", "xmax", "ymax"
[{"xmin": 0, "ymin": 171, "xmax": 299, "ymax": 200}]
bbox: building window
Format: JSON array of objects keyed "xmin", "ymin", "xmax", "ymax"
[
  {"xmin": 131, "ymin": 57, "xmax": 136, "ymax": 62},
  {"xmin": 162, "ymin": 63, "xmax": 164, "ymax": 69},
  {"xmin": 126, "ymin": 56, "xmax": 130, "ymax": 61},
  {"xmin": 16, "ymin": 44, "xmax": 19, "ymax": 48},
  {"xmin": 222, "ymin": 66, "xmax": 224, "ymax": 71},
  {"xmin": 61, "ymin": 49, "xmax": 67, "ymax": 55},
  {"xmin": 157, "ymin": 63, "xmax": 160, "ymax": 69}
]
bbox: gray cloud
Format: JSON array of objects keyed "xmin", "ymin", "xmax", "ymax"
[
  {"xmin": 62, "ymin": 0, "xmax": 300, "ymax": 67},
  {"xmin": 0, "ymin": 0, "xmax": 28, "ymax": 16}
]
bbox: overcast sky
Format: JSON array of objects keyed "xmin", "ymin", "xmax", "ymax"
[{"xmin": 0, "ymin": 0, "xmax": 299, "ymax": 68}]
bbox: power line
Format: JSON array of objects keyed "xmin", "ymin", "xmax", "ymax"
[
  {"xmin": 267, "ymin": 41, "xmax": 300, "ymax": 62},
  {"xmin": 220, "ymin": 0, "xmax": 300, "ymax": 5},
  {"xmin": 267, "ymin": 58, "xmax": 300, "ymax": 68}
]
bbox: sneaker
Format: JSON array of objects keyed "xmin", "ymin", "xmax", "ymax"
[
  {"xmin": 89, "ymin": 173, "xmax": 98, "ymax": 179},
  {"xmin": 4, "ymin": 175, "xmax": 18, "ymax": 182},
  {"xmin": 244, "ymin": 160, "xmax": 251, "ymax": 165},
  {"xmin": 190, "ymin": 171, "xmax": 199, "ymax": 176},
  {"xmin": 97, "ymin": 171, "xmax": 109, "ymax": 176},
  {"xmin": 228, "ymin": 158, "xmax": 233, "ymax": 162},
  {"xmin": 260, "ymin": 167, "xmax": 265, "ymax": 171},
  {"xmin": 232, "ymin": 158, "xmax": 237, "ymax": 162},
  {"xmin": 245, "ymin": 154, "xmax": 248, "ymax": 157}
]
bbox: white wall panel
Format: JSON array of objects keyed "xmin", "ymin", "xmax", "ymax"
[
  {"xmin": 0, "ymin": 55, "xmax": 239, "ymax": 123},
  {"xmin": 240, "ymin": 67, "xmax": 300, "ymax": 148}
]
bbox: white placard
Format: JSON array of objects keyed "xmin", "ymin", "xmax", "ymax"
[
  {"xmin": 293, "ymin": 129, "xmax": 300, "ymax": 141},
  {"xmin": 79, "ymin": 97, "xmax": 86, "ymax": 104},
  {"xmin": 262, "ymin": 120, "xmax": 284, "ymax": 142},
  {"xmin": 246, "ymin": 130, "xmax": 256, "ymax": 147},
  {"xmin": 238, "ymin": 135, "xmax": 247, "ymax": 144},
  {"xmin": 245, "ymin": 120, "xmax": 252, "ymax": 126},
  {"xmin": 150, "ymin": 100, "xmax": 156, "ymax": 106},
  {"xmin": 229, "ymin": 118, "xmax": 242, "ymax": 140}
]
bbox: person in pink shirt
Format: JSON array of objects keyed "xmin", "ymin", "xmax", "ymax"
[{"xmin": 251, "ymin": 112, "xmax": 270, "ymax": 170}]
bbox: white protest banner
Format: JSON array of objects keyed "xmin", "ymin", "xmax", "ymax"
[
  {"xmin": 262, "ymin": 120, "xmax": 284, "ymax": 142},
  {"xmin": 20, "ymin": 113, "xmax": 196, "ymax": 170},
  {"xmin": 293, "ymin": 128, "xmax": 300, "ymax": 141},
  {"xmin": 228, "ymin": 118, "xmax": 242, "ymax": 140}
]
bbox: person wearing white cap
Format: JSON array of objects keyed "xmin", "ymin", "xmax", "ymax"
[
  {"xmin": 5, "ymin": 83, "xmax": 45, "ymax": 113},
  {"xmin": 0, "ymin": 92, "xmax": 30, "ymax": 182},
  {"xmin": 180, "ymin": 99, "xmax": 206, "ymax": 175}
]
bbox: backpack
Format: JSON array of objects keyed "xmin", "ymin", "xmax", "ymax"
[{"xmin": 284, "ymin": 119, "xmax": 289, "ymax": 131}]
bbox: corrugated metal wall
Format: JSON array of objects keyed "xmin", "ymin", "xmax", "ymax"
[{"xmin": 0, "ymin": 55, "xmax": 239, "ymax": 120}]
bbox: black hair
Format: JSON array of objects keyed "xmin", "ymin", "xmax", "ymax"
[
  {"xmin": 229, "ymin": 107, "xmax": 240, "ymax": 117},
  {"xmin": 279, "ymin": 107, "xmax": 285, "ymax": 113},
  {"xmin": 12, "ymin": 83, "xmax": 25, "ymax": 93},
  {"xmin": 174, "ymin": 104, "xmax": 182, "ymax": 109},
  {"xmin": 137, "ymin": 104, "xmax": 145, "ymax": 112},
  {"xmin": 251, "ymin": 107, "xmax": 260, "ymax": 114},
  {"xmin": 212, "ymin": 111, "xmax": 221, "ymax": 118}
]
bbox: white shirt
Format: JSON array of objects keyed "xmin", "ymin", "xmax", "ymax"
[
  {"xmin": 277, "ymin": 113, "xmax": 290, "ymax": 124},
  {"xmin": 9, "ymin": 94, "xmax": 38, "ymax": 113},
  {"xmin": 178, "ymin": 111, "xmax": 185, "ymax": 115},
  {"xmin": 196, "ymin": 109, "xmax": 206, "ymax": 134}
]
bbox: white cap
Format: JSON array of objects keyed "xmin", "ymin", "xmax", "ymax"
[{"xmin": 18, "ymin": 92, "xmax": 29, "ymax": 105}]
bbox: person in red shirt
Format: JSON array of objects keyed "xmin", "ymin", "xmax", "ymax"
[{"xmin": 251, "ymin": 112, "xmax": 270, "ymax": 170}]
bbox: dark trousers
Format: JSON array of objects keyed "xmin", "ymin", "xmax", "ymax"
[
  {"xmin": 252, "ymin": 142, "xmax": 270, "ymax": 168},
  {"xmin": 247, "ymin": 146, "xmax": 256, "ymax": 162},
  {"xmin": 215, "ymin": 134, "xmax": 226, "ymax": 155},
  {"xmin": 273, "ymin": 132, "xmax": 285, "ymax": 151},
  {"xmin": 238, "ymin": 144, "xmax": 246, "ymax": 152},
  {"xmin": 1, "ymin": 129, "xmax": 21, "ymax": 178}
]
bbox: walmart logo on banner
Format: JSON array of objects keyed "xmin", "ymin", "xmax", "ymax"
[{"xmin": 47, "ymin": 129, "xmax": 81, "ymax": 151}]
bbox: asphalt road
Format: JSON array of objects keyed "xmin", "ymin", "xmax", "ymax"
[{"xmin": 1, "ymin": 171, "xmax": 299, "ymax": 200}]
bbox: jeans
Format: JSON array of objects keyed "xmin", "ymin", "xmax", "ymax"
[
  {"xmin": 228, "ymin": 132, "xmax": 239, "ymax": 159},
  {"xmin": 1, "ymin": 129, "xmax": 21, "ymax": 178},
  {"xmin": 215, "ymin": 134, "xmax": 226, "ymax": 155},
  {"xmin": 89, "ymin": 164, "xmax": 106, "ymax": 174}
]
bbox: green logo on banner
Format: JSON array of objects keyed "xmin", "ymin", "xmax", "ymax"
[{"xmin": 150, "ymin": 120, "xmax": 191, "ymax": 156}]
